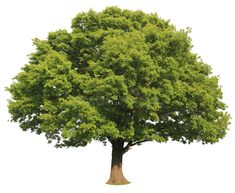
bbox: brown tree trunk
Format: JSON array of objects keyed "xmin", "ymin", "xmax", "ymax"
[{"xmin": 106, "ymin": 140, "xmax": 130, "ymax": 185}]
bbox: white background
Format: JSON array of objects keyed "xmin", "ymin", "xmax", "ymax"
[{"xmin": 0, "ymin": 1, "xmax": 234, "ymax": 193}]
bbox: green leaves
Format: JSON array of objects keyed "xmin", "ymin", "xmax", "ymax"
[{"xmin": 8, "ymin": 7, "xmax": 230, "ymax": 148}]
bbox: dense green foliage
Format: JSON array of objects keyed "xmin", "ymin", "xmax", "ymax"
[{"xmin": 8, "ymin": 7, "xmax": 230, "ymax": 148}]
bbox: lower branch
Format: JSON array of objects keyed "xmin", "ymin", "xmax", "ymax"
[{"xmin": 123, "ymin": 140, "xmax": 150, "ymax": 154}]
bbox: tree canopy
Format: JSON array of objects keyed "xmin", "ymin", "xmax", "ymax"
[{"xmin": 8, "ymin": 6, "xmax": 230, "ymax": 148}]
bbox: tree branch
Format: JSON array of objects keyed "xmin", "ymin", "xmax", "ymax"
[
  {"xmin": 122, "ymin": 140, "xmax": 150, "ymax": 154},
  {"xmin": 129, "ymin": 140, "xmax": 150, "ymax": 147}
]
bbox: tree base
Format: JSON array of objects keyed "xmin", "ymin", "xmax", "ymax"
[{"xmin": 106, "ymin": 177, "xmax": 130, "ymax": 185}]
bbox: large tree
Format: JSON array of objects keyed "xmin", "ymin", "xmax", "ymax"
[{"xmin": 8, "ymin": 7, "xmax": 230, "ymax": 185}]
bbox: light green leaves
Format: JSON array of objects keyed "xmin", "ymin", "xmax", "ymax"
[{"xmin": 8, "ymin": 7, "xmax": 230, "ymax": 147}]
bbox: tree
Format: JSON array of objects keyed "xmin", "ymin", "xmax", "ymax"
[{"xmin": 7, "ymin": 7, "xmax": 230, "ymax": 185}]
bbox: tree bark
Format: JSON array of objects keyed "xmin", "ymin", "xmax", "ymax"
[{"xmin": 106, "ymin": 140, "xmax": 130, "ymax": 185}]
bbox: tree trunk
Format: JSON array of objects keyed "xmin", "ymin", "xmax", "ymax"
[{"xmin": 106, "ymin": 140, "xmax": 130, "ymax": 185}]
